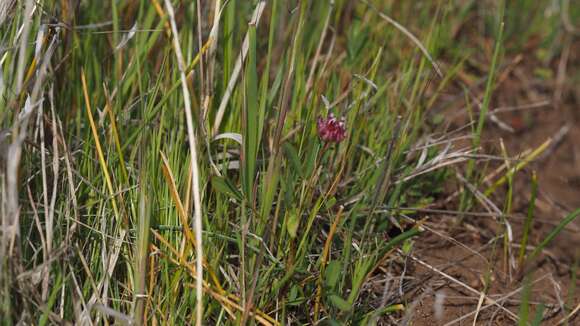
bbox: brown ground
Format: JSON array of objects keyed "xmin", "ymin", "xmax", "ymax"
[{"xmin": 388, "ymin": 36, "xmax": 580, "ymax": 326}]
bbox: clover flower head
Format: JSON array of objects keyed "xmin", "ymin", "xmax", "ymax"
[{"xmin": 317, "ymin": 113, "xmax": 346, "ymax": 143}]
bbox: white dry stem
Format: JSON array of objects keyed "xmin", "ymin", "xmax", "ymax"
[
  {"xmin": 38, "ymin": 97, "xmax": 50, "ymax": 299},
  {"xmin": 398, "ymin": 144, "xmax": 473, "ymax": 183},
  {"xmin": 443, "ymin": 274, "xmax": 552, "ymax": 326},
  {"xmin": 472, "ymin": 290, "xmax": 486, "ymax": 326},
  {"xmin": 80, "ymin": 226, "xmax": 126, "ymax": 325},
  {"xmin": 48, "ymin": 86, "xmax": 60, "ymax": 298},
  {"xmin": 57, "ymin": 117, "xmax": 79, "ymax": 243},
  {"xmin": 3, "ymin": 28, "xmax": 56, "ymax": 284},
  {"xmin": 164, "ymin": 0, "xmax": 204, "ymax": 324},
  {"xmin": 456, "ymin": 172, "xmax": 515, "ymax": 269},
  {"xmin": 213, "ymin": 132, "xmax": 242, "ymax": 146},
  {"xmin": 0, "ymin": 0, "xmax": 15, "ymax": 26},
  {"xmin": 557, "ymin": 302, "xmax": 580, "ymax": 325},
  {"xmin": 212, "ymin": 1, "xmax": 266, "ymax": 135},
  {"xmin": 204, "ymin": 0, "xmax": 222, "ymax": 120},
  {"xmin": 69, "ymin": 266, "xmax": 92, "ymax": 326},
  {"xmin": 92, "ymin": 304, "xmax": 133, "ymax": 325},
  {"xmin": 26, "ymin": 186, "xmax": 46, "ymax": 286},
  {"xmin": 114, "ymin": 22, "xmax": 137, "ymax": 51}
]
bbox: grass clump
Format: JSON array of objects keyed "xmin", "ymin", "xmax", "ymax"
[{"xmin": 1, "ymin": 0, "xmax": 577, "ymax": 325}]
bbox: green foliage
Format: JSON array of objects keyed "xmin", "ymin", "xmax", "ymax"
[{"xmin": 1, "ymin": 0, "xmax": 573, "ymax": 325}]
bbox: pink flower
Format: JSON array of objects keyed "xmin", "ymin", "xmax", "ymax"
[{"xmin": 317, "ymin": 113, "xmax": 346, "ymax": 143}]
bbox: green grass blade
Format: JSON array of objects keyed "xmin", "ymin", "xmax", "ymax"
[
  {"xmin": 242, "ymin": 23, "xmax": 259, "ymax": 201},
  {"xmin": 529, "ymin": 208, "xmax": 580, "ymax": 262}
]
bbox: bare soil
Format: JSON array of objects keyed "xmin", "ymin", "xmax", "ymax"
[{"xmin": 393, "ymin": 41, "xmax": 580, "ymax": 325}]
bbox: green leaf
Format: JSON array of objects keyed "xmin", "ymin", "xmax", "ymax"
[
  {"xmin": 325, "ymin": 260, "xmax": 342, "ymax": 289},
  {"xmin": 529, "ymin": 208, "xmax": 580, "ymax": 261},
  {"xmin": 402, "ymin": 238, "xmax": 414, "ymax": 255},
  {"xmin": 348, "ymin": 258, "xmax": 375, "ymax": 304},
  {"xmin": 286, "ymin": 209, "xmax": 300, "ymax": 238},
  {"xmin": 304, "ymin": 143, "xmax": 320, "ymax": 177},
  {"xmin": 325, "ymin": 196, "xmax": 337, "ymax": 210},
  {"xmin": 287, "ymin": 284, "xmax": 306, "ymax": 306},
  {"xmin": 518, "ymin": 276, "xmax": 531, "ymax": 326},
  {"xmin": 267, "ymin": 64, "xmax": 284, "ymax": 105},
  {"xmin": 531, "ymin": 303, "xmax": 545, "ymax": 326},
  {"xmin": 283, "ymin": 142, "xmax": 302, "ymax": 177},
  {"xmin": 328, "ymin": 293, "xmax": 353, "ymax": 312},
  {"xmin": 242, "ymin": 23, "xmax": 259, "ymax": 199},
  {"xmin": 288, "ymin": 284, "xmax": 298, "ymax": 301},
  {"xmin": 377, "ymin": 227, "xmax": 422, "ymax": 258},
  {"xmin": 359, "ymin": 304, "xmax": 405, "ymax": 325},
  {"xmin": 211, "ymin": 176, "xmax": 242, "ymax": 202},
  {"xmin": 324, "ymin": 319, "xmax": 343, "ymax": 326},
  {"xmin": 39, "ymin": 273, "xmax": 62, "ymax": 326}
]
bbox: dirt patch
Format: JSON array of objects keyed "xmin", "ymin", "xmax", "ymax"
[
  {"xmin": 405, "ymin": 219, "xmax": 577, "ymax": 325},
  {"xmin": 395, "ymin": 36, "xmax": 580, "ymax": 326}
]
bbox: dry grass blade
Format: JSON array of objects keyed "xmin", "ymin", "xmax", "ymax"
[
  {"xmin": 38, "ymin": 96, "xmax": 50, "ymax": 300},
  {"xmin": 92, "ymin": 304, "xmax": 132, "ymax": 325},
  {"xmin": 442, "ymin": 274, "xmax": 552, "ymax": 326},
  {"xmin": 5, "ymin": 0, "xmax": 577, "ymax": 323},
  {"xmin": 102, "ymin": 84, "xmax": 129, "ymax": 184},
  {"xmin": 205, "ymin": 0, "xmax": 223, "ymax": 118},
  {"xmin": 134, "ymin": 174, "xmax": 150, "ymax": 325},
  {"xmin": 2, "ymin": 21, "xmax": 57, "ymax": 320},
  {"xmin": 401, "ymin": 250, "xmax": 520, "ymax": 321},
  {"xmin": 212, "ymin": 1, "xmax": 266, "ymax": 135},
  {"xmin": 159, "ymin": 152, "xmax": 224, "ymax": 291},
  {"xmin": 0, "ymin": 0, "xmax": 15, "ymax": 26},
  {"xmin": 151, "ymin": 231, "xmax": 278, "ymax": 325},
  {"xmin": 484, "ymin": 137, "xmax": 552, "ymax": 196},
  {"xmin": 397, "ymin": 147, "xmax": 473, "ymax": 183},
  {"xmin": 557, "ymin": 302, "xmax": 579, "ymax": 325},
  {"xmin": 160, "ymin": 151, "xmax": 197, "ymax": 250},
  {"xmin": 81, "ymin": 69, "xmax": 121, "ymax": 222},
  {"xmin": 471, "ymin": 291, "xmax": 486, "ymax": 326},
  {"xmin": 163, "ymin": 1, "xmax": 205, "ymax": 323},
  {"xmin": 195, "ymin": 0, "xmax": 206, "ymax": 109},
  {"xmin": 56, "ymin": 116, "xmax": 79, "ymax": 243},
  {"xmin": 79, "ymin": 226, "xmax": 127, "ymax": 323}
]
